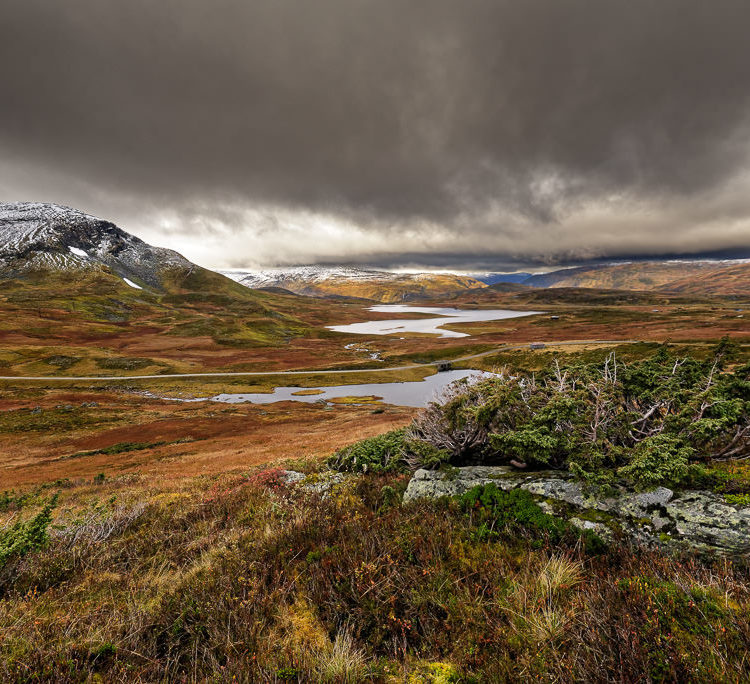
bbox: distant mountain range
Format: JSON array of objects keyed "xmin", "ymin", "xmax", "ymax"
[
  {"xmin": 220, "ymin": 267, "xmax": 487, "ymax": 303},
  {"xmin": 474, "ymin": 261, "xmax": 750, "ymax": 297},
  {"xmin": 1, "ymin": 203, "xmax": 748, "ymax": 302},
  {"xmin": 223, "ymin": 259, "xmax": 750, "ymax": 301}
]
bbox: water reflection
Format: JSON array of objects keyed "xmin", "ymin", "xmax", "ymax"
[{"xmin": 159, "ymin": 369, "xmax": 495, "ymax": 408}]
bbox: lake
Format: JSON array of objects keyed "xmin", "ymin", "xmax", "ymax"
[
  {"xmin": 327, "ymin": 305, "xmax": 543, "ymax": 338},
  {"xmin": 158, "ymin": 369, "xmax": 494, "ymax": 408}
]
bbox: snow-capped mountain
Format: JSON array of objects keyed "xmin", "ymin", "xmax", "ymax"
[
  {"xmin": 220, "ymin": 266, "xmax": 487, "ymax": 302},
  {"xmin": 0, "ymin": 202, "xmax": 192, "ymax": 288},
  {"xmin": 220, "ymin": 266, "xmax": 402, "ymax": 288}
]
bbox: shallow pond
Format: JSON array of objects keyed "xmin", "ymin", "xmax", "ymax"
[
  {"xmin": 327, "ymin": 305, "xmax": 543, "ymax": 338},
  {"xmin": 159, "ymin": 369, "xmax": 494, "ymax": 408}
]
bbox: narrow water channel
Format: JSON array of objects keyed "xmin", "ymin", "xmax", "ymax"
[{"xmin": 157, "ymin": 369, "xmax": 494, "ymax": 408}]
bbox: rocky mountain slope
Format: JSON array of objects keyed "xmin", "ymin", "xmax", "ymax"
[
  {"xmin": 0, "ymin": 202, "xmax": 195, "ymax": 289},
  {"xmin": 222, "ymin": 266, "xmax": 487, "ymax": 303},
  {"xmin": 0, "ymin": 202, "xmax": 321, "ymax": 360}
]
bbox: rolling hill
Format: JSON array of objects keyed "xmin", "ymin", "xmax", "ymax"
[
  {"xmin": 522, "ymin": 261, "xmax": 732, "ymax": 291},
  {"xmin": 0, "ymin": 203, "xmax": 321, "ymax": 373},
  {"xmin": 660, "ymin": 261, "xmax": 750, "ymax": 298}
]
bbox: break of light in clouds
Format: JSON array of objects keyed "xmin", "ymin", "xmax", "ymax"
[{"xmin": 1, "ymin": 0, "xmax": 750, "ymax": 270}]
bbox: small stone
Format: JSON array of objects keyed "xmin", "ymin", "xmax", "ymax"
[
  {"xmin": 280, "ymin": 470, "xmax": 306, "ymax": 485},
  {"xmin": 301, "ymin": 472, "xmax": 346, "ymax": 495},
  {"xmin": 569, "ymin": 517, "xmax": 614, "ymax": 543}
]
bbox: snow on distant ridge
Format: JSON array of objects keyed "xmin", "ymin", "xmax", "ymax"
[{"xmin": 218, "ymin": 265, "xmax": 393, "ymax": 288}]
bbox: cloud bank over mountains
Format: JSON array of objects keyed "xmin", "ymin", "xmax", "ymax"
[{"xmin": 2, "ymin": 0, "xmax": 750, "ymax": 269}]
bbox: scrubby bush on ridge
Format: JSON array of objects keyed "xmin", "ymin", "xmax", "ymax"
[
  {"xmin": 0, "ymin": 494, "xmax": 57, "ymax": 571},
  {"xmin": 399, "ymin": 340, "xmax": 750, "ymax": 488},
  {"xmin": 327, "ymin": 428, "xmax": 409, "ymax": 474}
]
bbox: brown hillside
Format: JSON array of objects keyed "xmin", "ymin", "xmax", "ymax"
[
  {"xmin": 528, "ymin": 261, "xmax": 727, "ymax": 291},
  {"xmin": 661, "ymin": 261, "xmax": 750, "ymax": 297},
  {"xmin": 273, "ymin": 273, "xmax": 487, "ymax": 303}
]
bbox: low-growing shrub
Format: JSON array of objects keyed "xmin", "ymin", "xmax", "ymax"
[
  {"xmin": 327, "ymin": 428, "xmax": 408, "ymax": 473},
  {"xmin": 0, "ymin": 495, "xmax": 57, "ymax": 571},
  {"xmin": 617, "ymin": 434, "xmax": 693, "ymax": 488},
  {"xmin": 405, "ymin": 341, "xmax": 750, "ymax": 488}
]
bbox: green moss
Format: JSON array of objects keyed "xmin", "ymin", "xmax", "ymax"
[{"xmin": 407, "ymin": 662, "xmax": 461, "ymax": 683}]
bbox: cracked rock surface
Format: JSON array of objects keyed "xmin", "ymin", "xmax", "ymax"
[{"xmin": 403, "ymin": 466, "xmax": 750, "ymax": 554}]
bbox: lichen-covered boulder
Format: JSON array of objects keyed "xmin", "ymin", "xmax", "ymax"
[
  {"xmin": 403, "ymin": 466, "xmax": 518, "ymax": 502},
  {"xmin": 666, "ymin": 492, "xmax": 750, "ymax": 553},
  {"xmin": 402, "ymin": 467, "xmax": 750, "ymax": 554},
  {"xmin": 521, "ymin": 479, "xmax": 599, "ymax": 509}
]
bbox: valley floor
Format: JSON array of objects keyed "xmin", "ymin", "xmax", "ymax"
[
  {"xmin": 1, "ymin": 291, "xmax": 750, "ymax": 681},
  {"xmin": 0, "ymin": 390, "xmax": 414, "ymax": 487}
]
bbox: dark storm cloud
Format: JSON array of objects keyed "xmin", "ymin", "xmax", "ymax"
[{"xmin": 2, "ymin": 0, "xmax": 750, "ymax": 268}]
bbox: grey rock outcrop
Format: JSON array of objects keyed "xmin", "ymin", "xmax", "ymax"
[
  {"xmin": 403, "ymin": 466, "xmax": 518, "ymax": 502},
  {"xmin": 403, "ymin": 466, "xmax": 750, "ymax": 554},
  {"xmin": 665, "ymin": 493, "xmax": 750, "ymax": 553}
]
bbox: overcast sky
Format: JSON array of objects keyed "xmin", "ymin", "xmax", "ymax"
[{"xmin": 2, "ymin": 0, "xmax": 750, "ymax": 271}]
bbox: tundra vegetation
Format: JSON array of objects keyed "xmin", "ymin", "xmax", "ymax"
[{"xmin": 1, "ymin": 343, "xmax": 750, "ymax": 681}]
